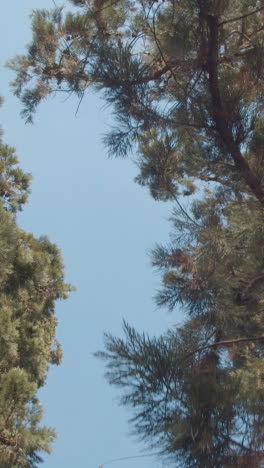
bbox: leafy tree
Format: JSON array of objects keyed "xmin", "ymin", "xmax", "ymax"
[
  {"xmin": 8, "ymin": 0, "xmax": 264, "ymax": 465},
  {"xmin": 0, "ymin": 124, "xmax": 73, "ymax": 466}
]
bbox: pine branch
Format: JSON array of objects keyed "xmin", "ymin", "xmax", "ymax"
[
  {"xmin": 241, "ymin": 273, "xmax": 264, "ymax": 300},
  {"xmin": 174, "ymin": 198, "xmax": 200, "ymax": 227},
  {"xmin": 228, "ymin": 437, "xmax": 252, "ymax": 452},
  {"xmin": 97, "ymin": 64, "xmax": 171, "ymax": 88},
  {"xmin": 221, "ymin": 433, "xmax": 259, "ymax": 455},
  {"xmin": 187, "ymin": 335, "xmax": 264, "ymax": 357},
  {"xmin": 219, "ymin": 5, "xmax": 264, "ymax": 27},
  {"xmin": 206, "ymin": 14, "xmax": 264, "ymax": 205}
]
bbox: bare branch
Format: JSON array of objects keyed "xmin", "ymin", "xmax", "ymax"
[{"xmin": 187, "ymin": 335, "xmax": 264, "ymax": 358}]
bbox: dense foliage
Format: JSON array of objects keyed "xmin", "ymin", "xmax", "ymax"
[
  {"xmin": 9, "ymin": 0, "xmax": 264, "ymax": 465},
  {"xmin": 0, "ymin": 122, "xmax": 72, "ymax": 466}
]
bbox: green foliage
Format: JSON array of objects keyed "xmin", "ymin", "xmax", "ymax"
[
  {"xmin": 0, "ymin": 142, "xmax": 32, "ymax": 212},
  {"xmin": 8, "ymin": 0, "xmax": 264, "ymax": 465},
  {"xmin": 97, "ymin": 322, "xmax": 246, "ymax": 467},
  {"xmin": 98, "ymin": 193, "xmax": 264, "ymax": 466},
  {"xmin": 8, "ymin": 0, "xmax": 264, "ymax": 200},
  {"xmin": 0, "ymin": 127, "xmax": 72, "ymax": 466}
]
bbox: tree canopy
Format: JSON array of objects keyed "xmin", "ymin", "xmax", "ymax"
[
  {"xmin": 8, "ymin": 0, "xmax": 264, "ymax": 466},
  {"xmin": 8, "ymin": 0, "xmax": 264, "ymax": 200},
  {"xmin": 0, "ymin": 121, "xmax": 73, "ymax": 466}
]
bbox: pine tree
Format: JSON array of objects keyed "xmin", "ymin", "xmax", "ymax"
[
  {"xmin": 0, "ymin": 123, "xmax": 73, "ymax": 466},
  {"xmin": 8, "ymin": 0, "xmax": 264, "ymax": 201},
  {"xmin": 97, "ymin": 195, "xmax": 264, "ymax": 466},
  {"xmin": 8, "ymin": 0, "xmax": 264, "ymax": 465}
]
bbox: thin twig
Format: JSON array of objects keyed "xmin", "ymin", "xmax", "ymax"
[
  {"xmin": 99, "ymin": 450, "xmax": 164, "ymax": 467},
  {"xmin": 169, "ymin": 190, "xmax": 200, "ymax": 227},
  {"xmin": 75, "ymin": 90, "xmax": 86, "ymax": 116},
  {"xmin": 175, "ymin": 198, "xmax": 200, "ymax": 227}
]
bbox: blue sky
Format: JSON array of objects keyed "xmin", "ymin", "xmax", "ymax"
[{"xmin": 1, "ymin": 2, "xmax": 181, "ymax": 467}]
